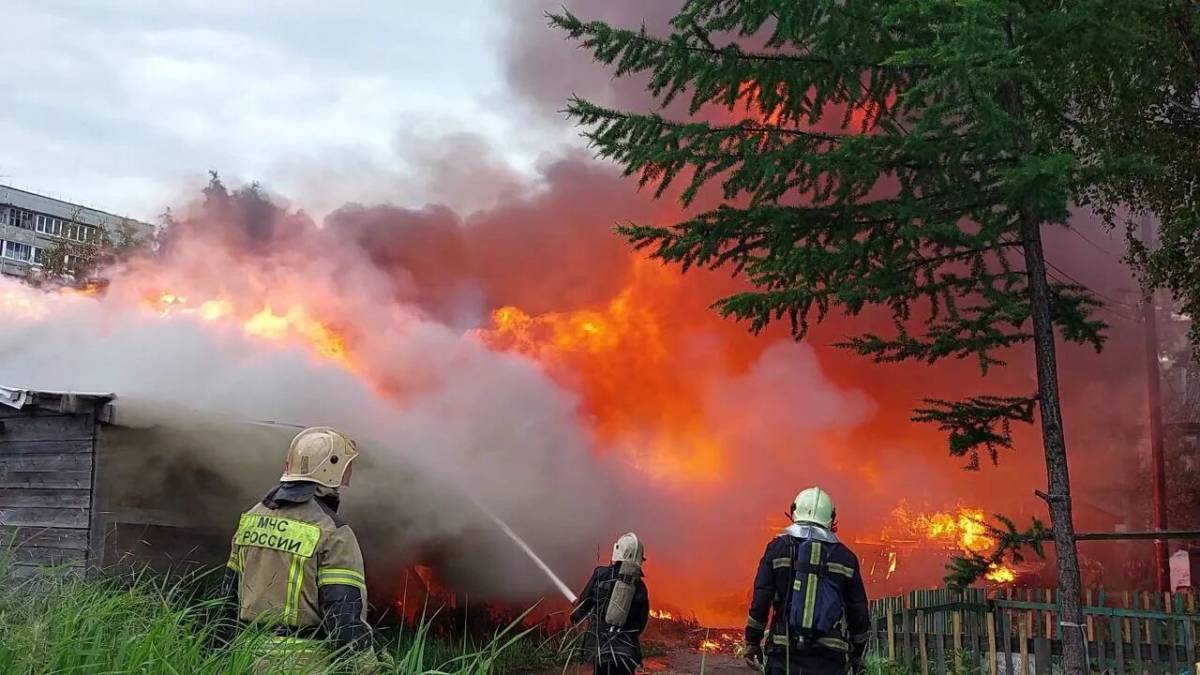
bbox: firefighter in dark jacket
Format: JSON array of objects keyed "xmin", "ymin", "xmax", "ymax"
[
  {"xmin": 225, "ymin": 426, "xmax": 383, "ymax": 673},
  {"xmin": 570, "ymin": 533, "xmax": 651, "ymax": 675},
  {"xmin": 744, "ymin": 487, "xmax": 871, "ymax": 675}
]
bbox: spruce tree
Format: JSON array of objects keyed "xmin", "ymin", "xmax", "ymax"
[{"xmin": 552, "ymin": 3, "xmax": 1152, "ymax": 672}]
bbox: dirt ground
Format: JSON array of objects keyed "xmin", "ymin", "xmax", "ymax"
[
  {"xmin": 532, "ymin": 619, "xmax": 751, "ymax": 674},
  {"xmin": 534, "ymin": 649, "xmax": 748, "ymax": 674}
]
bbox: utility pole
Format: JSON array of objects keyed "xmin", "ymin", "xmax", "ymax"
[{"xmin": 1140, "ymin": 213, "xmax": 1170, "ymax": 593}]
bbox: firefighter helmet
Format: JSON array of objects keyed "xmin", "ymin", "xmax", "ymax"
[
  {"xmin": 280, "ymin": 426, "xmax": 359, "ymax": 489},
  {"xmin": 791, "ymin": 486, "xmax": 836, "ymax": 529},
  {"xmin": 611, "ymin": 532, "xmax": 645, "ymax": 564}
]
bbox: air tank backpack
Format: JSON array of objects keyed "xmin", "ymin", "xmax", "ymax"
[
  {"xmin": 603, "ymin": 561, "xmax": 642, "ymax": 627},
  {"xmin": 786, "ymin": 538, "xmax": 846, "ymax": 645}
]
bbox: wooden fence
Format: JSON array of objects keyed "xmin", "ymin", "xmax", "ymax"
[{"xmin": 870, "ymin": 589, "xmax": 1200, "ymax": 675}]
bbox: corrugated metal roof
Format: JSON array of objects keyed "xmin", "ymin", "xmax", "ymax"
[{"xmin": 0, "ymin": 385, "xmax": 114, "ymax": 412}]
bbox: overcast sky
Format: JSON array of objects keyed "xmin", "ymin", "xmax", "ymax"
[{"xmin": 1, "ymin": 1, "xmax": 588, "ymax": 221}]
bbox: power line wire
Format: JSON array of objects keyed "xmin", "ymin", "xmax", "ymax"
[{"xmin": 1066, "ymin": 223, "xmax": 1122, "ymax": 258}]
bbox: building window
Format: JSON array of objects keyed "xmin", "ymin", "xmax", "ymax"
[
  {"xmin": 35, "ymin": 215, "xmax": 64, "ymax": 236},
  {"xmin": 77, "ymin": 225, "xmax": 96, "ymax": 242},
  {"xmin": 6, "ymin": 208, "xmax": 32, "ymax": 229},
  {"xmin": 31, "ymin": 247, "xmax": 44, "ymax": 265},
  {"xmin": 1, "ymin": 240, "xmax": 32, "ymax": 262}
]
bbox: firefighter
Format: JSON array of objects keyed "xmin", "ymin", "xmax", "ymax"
[
  {"xmin": 225, "ymin": 426, "xmax": 382, "ymax": 673},
  {"xmin": 744, "ymin": 487, "xmax": 870, "ymax": 675},
  {"xmin": 570, "ymin": 533, "xmax": 651, "ymax": 675}
]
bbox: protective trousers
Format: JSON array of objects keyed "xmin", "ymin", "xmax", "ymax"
[{"xmin": 766, "ymin": 651, "xmax": 849, "ymax": 675}]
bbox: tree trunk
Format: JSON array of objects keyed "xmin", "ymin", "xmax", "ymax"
[
  {"xmin": 1019, "ymin": 215, "xmax": 1087, "ymax": 675},
  {"xmin": 999, "ymin": 13, "xmax": 1086, "ymax": 672}
]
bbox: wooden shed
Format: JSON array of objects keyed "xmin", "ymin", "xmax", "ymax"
[
  {"xmin": 0, "ymin": 385, "xmax": 114, "ymax": 575},
  {"xmin": 0, "ymin": 385, "xmax": 294, "ymax": 577}
]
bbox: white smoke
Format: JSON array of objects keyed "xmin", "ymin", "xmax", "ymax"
[{"xmin": 0, "ymin": 276, "xmax": 613, "ymax": 600}]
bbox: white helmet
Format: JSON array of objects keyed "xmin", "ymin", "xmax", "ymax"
[
  {"xmin": 611, "ymin": 532, "xmax": 645, "ymax": 564},
  {"xmin": 791, "ymin": 486, "xmax": 836, "ymax": 529},
  {"xmin": 280, "ymin": 426, "xmax": 359, "ymax": 489}
]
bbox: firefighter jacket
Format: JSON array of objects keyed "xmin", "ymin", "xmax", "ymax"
[
  {"xmin": 226, "ymin": 482, "xmax": 371, "ymax": 650},
  {"xmin": 745, "ymin": 523, "xmax": 871, "ymax": 665},
  {"xmin": 571, "ymin": 564, "xmax": 650, "ymax": 668}
]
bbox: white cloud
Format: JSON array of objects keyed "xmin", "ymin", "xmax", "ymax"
[{"xmin": 0, "ymin": 1, "xmax": 534, "ymax": 219}]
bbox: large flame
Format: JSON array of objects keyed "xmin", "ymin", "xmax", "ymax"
[
  {"xmin": 141, "ymin": 291, "xmax": 352, "ymax": 368},
  {"xmin": 477, "ymin": 260, "xmax": 727, "ymax": 484},
  {"xmin": 0, "ymin": 220, "xmax": 1034, "ymax": 625},
  {"xmin": 874, "ymin": 503, "xmax": 1017, "ymax": 584}
]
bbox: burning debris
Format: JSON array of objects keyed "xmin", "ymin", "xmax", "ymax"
[{"xmin": 859, "ymin": 503, "xmax": 1018, "ymax": 587}]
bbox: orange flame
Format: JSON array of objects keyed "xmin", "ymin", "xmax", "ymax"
[
  {"xmin": 878, "ymin": 503, "xmax": 1017, "ymax": 584},
  {"xmin": 477, "ymin": 261, "xmax": 726, "ymax": 484},
  {"xmin": 140, "ymin": 291, "xmax": 351, "ymax": 367}
]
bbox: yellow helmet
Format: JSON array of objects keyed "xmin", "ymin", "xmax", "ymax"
[
  {"xmin": 611, "ymin": 532, "xmax": 645, "ymax": 564},
  {"xmin": 280, "ymin": 427, "xmax": 359, "ymax": 489},
  {"xmin": 791, "ymin": 486, "xmax": 836, "ymax": 529}
]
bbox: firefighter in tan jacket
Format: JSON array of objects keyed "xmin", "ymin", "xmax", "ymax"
[{"xmin": 226, "ymin": 426, "xmax": 379, "ymax": 672}]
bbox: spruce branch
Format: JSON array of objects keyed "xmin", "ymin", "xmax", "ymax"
[
  {"xmin": 944, "ymin": 514, "xmax": 1049, "ymax": 591},
  {"xmin": 912, "ymin": 395, "xmax": 1037, "ymax": 470}
]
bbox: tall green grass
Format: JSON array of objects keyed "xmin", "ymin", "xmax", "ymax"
[{"xmin": 0, "ymin": 559, "xmax": 573, "ymax": 674}]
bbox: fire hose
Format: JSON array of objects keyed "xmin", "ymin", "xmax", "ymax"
[{"xmin": 471, "ymin": 499, "xmax": 578, "ymax": 604}]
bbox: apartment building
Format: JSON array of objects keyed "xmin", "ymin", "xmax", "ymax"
[{"xmin": 0, "ymin": 184, "xmax": 154, "ymax": 278}]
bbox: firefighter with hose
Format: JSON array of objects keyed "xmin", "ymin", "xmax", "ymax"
[
  {"xmin": 743, "ymin": 487, "xmax": 871, "ymax": 675},
  {"xmin": 570, "ymin": 533, "xmax": 651, "ymax": 675},
  {"xmin": 224, "ymin": 426, "xmax": 387, "ymax": 673}
]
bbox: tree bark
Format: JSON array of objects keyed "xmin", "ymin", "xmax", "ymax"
[
  {"xmin": 1140, "ymin": 214, "xmax": 1170, "ymax": 593},
  {"xmin": 999, "ymin": 14, "xmax": 1086, "ymax": 673},
  {"xmin": 1019, "ymin": 215, "xmax": 1087, "ymax": 675}
]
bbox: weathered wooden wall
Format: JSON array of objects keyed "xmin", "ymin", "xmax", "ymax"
[
  {"xmin": 90, "ymin": 417, "xmax": 286, "ymax": 574},
  {"xmin": 0, "ymin": 402, "xmax": 97, "ymax": 576}
]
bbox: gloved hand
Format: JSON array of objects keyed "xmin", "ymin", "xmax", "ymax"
[{"xmin": 743, "ymin": 642, "xmax": 764, "ymax": 670}]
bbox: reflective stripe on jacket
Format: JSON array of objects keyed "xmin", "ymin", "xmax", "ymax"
[
  {"xmin": 744, "ymin": 524, "xmax": 871, "ymax": 663},
  {"xmin": 227, "ymin": 483, "xmax": 370, "ymax": 649}
]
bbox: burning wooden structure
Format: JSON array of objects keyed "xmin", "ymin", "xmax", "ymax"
[{"xmin": 0, "ymin": 385, "xmax": 535, "ymax": 627}]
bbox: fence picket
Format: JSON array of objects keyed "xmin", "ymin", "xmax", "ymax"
[
  {"xmin": 999, "ymin": 597, "xmax": 1012, "ymax": 675},
  {"xmin": 887, "ymin": 598, "xmax": 896, "ymax": 662},
  {"xmin": 1133, "ymin": 612, "xmax": 1145, "ymax": 675},
  {"xmin": 918, "ymin": 610, "xmax": 929, "ymax": 675},
  {"xmin": 1188, "ymin": 593, "xmax": 1197, "ymax": 674},
  {"xmin": 1166, "ymin": 593, "xmax": 1179, "ymax": 675},
  {"xmin": 987, "ymin": 613, "xmax": 998, "ymax": 675},
  {"xmin": 903, "ymin": 595, "xmax": 913, "ymax": 668},
  {"xmin": 936, "ymin": 615, "xmax": 947, "ymax": 675},
  {"xmin": 1085, "ymin": 590, "xmax": 1095, "ymax": 642},
  {"xmin": 953, "ymin": 611, "xmax": 963, "ymax": 672},
  {"xmin": 1144, "ymin": 592, "xmax": 1160, "ymax": 675},
  {"xmin": 1112, "ymin": 614, "xmax": 1126, "ymax": 675},
  {"xmin": 1033, "ymin": 636, "xmax": 1050, "ymax": 675},
  {"xmin": 1125, "ymin": 591, "xmax": 1133, "ymax": 644},
  {"xmin": 1018, "ymin": 615, "xmax": 1029, "ymax": 675},
  {"xmin": 1044, "ymin": 589, "xmax": 1054, "ymax": 641}
]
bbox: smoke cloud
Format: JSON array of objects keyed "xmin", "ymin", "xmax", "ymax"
[{"xmin": 0, "ymin": 1, "xmax": 1163, "ymax": 625}]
